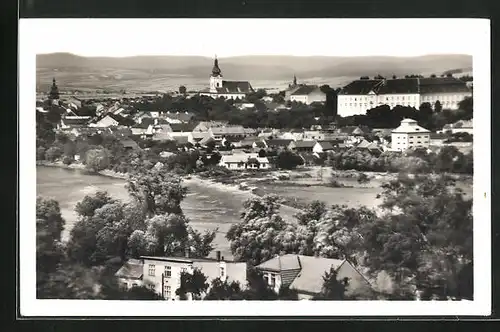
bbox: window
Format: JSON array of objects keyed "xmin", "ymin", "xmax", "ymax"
[
  {"xmin": 402, "ymin": 96, "xmax": 405, "ymax": 100},
  {"xmin": 263, "ymin": 275, "xmax": 269, "ymax": 284},
  {"xmin": 165, "ymin": 285, "xmax": 171, "ymax": 299},
  {"xmin": 417, "ymin": 136, "xmax": 421, "ymax": 138},
  {"xmin": 270, "ymin": 274, "xmax": 276, "ymax": 287},
  {"xmin": 417, "ymin": 141, "xmax": 421, "ymax": 144},
  {"xmin": 148, "ymin": 264, "xmax": 155, "ymax": 276},
  {"xmin": 220, "ymin": 267, "xmax": 225, "ymax": 278},
  {"xmin": 409, "ymin": 136, "xmax": 414, "ymax": 138},
  {"xmin": 165, "ymin": 265, "xmax": 171, "ymax": 278}
]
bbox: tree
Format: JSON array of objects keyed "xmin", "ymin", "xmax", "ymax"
[
  {"xmin": 126, "ymin": 167, "xmax": 187, "ymax": 217},
  {"xmin": 176, "ymin": 268, "xmax": 209, "ymax": 300},
  {"xmin": 85, "ymin": 148, "xmax": 110, "ymax": 172},
  {"xmin": 45, "ymin": 146, "xmax": 63, "ymax": 162},
  {"xmin": 75, "ymin": 191, "xmax": 117, "ymax": 218},
  {"xmin": 313, "ymin": 267, "xmax": 349, "ymax": 300},
  {"xmin": 360, "ymin": 175, "xmax": 472, "ymax": 299},
  {"xmin": 179, "ymin": 85, "xmax": 187, "ymax": 95},
  {"xmin": 37, "ymin": 197, "xmax": 65, "ymax": 241},
  {"xmin": 434, "ymin": 100, "xmax": 443, "ymax": 113},
  {"xmin": 205, "ymin": 278, "xmax": 245, "ymax": 300},
  {"xmin": 357, "ymin": 173, "xmax": 370, "ymax": 184},
  {"xmin": 37, "ymin": 146, "xmax": 46, "ymax": 160},
  {"xmin": 275, "ymin": 150, "xmax": 304, "ymax": 170}
]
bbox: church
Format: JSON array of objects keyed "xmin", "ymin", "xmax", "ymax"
[{"xmin": 199, "ymin": 57, "xmax": 254, "ymax": 100}]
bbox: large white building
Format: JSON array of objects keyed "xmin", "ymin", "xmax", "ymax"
[
  {"xmin": 337, "ymin": 77, "xmax": 472, "ymax": 117},
  {"xmin": 391, "ymin": 118, "xmax": 430, "ymax": 151},
  {"xmin": 115, "ymin": 253, "xmax": 247, "ymax": 300},
  {"xmin": 289, "ymin": 85, "xmax": 327, "ymax": 105},
  {"xmin": 199, "ymin": 57, "xmax": 254, "ymax": 100}
]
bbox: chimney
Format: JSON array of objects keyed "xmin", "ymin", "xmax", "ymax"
[
  {"xmin": 184, "ymin": 247, "xmax": 190, "ymax": 258},
  {"xmin": 216, "ymin": 251, "xmax": 221, "ymax": 262}
]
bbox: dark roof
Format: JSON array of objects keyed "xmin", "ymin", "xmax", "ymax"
[
  {"xmin": 265, "ymin": 139, "xmax": 293, "ymax": 147},
  {"xmin": 62, "ymin": 116, "xmax": 91, "ymax": 126},
  {"xmin": 170, "ymin": 123, "xmax": 197, "ymax": 132},
  {"xmin": 115, "ymin": 259, "xmax": 143, "ymax": 280},
  {"xmin": 291, "ymin": 140, "xmax": 316, "ymax": 148},
  {"xmin": 217, "ymin": 81, "xmax": 254, "ymax": 94},
  {"xmin": 419, "ymin": 77, "xmax": 470, "ymax": 94},
  {"xmin": 376, "ymin": 78, "xmax": 419, "ymax": 94},
  {"xmin": 132, "ymin": 122, "xmax": 150, "ymax": 129},
  {"xmin": 173, "ymin": 135, "xmax": 190, "ymax": 145},
  {"xmin": 339, "ymin": 80, "xmax": 383, "ymax": 95},
  {"xmin": 316, "ymin": 141, "xmax": 334, "ymax": 150},
  {"xmin": 120, "ymin": 138, "xmax": 140, "ymax": 149},
  {"xmin": 291, "ymin": 85, "xmax": 319, "ymax": 96},
  {"xmin": 254, "ymin": 141, "xmax": 267, "ymax": 148}
]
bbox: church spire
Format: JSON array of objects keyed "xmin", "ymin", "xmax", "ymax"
[
  {"xmin": 212, "ymin": 55, "xmax": 222, "ymax": 77},
  {"xmin": 293, "ymin": 74, "xmax": 297, "ymax": 86},
  {"xmin": 49, "ymin": 77, "xmax": 60, "ymax": 100}
]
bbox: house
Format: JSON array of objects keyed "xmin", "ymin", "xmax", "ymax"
[
  {"xmin": 90, "ymin": 114, "xmax": 119, "ymax": 128},
  {"xmin": 303, "ymin": 130, "xmax": 325, "ymax": 141},
  {"xmin": 441, "ymin": 119, "xmax": 473, "ymax": 135},
  {"xmin": 115, "ymin": 252, "xmax": 247, "ymax": 300},
  {"xmin": 261, "ymin": 96, "xmax": 273, "ymax": 103},
  {"xmin": 199, "ymin": 57, "xmax": 254, "ymax": 100},
  {"xmin": 391, "ymin": 118, "xmax": 431, "ymax": 151},
  {"xmin": 236, "ymin": 137, "xmax": 263, "ymax": 148},
  {"xmin": 119, "ymin": 138, "xmax": 140, "ymax": 150},
  {"xmin": 429, "ymin": 132, "xmax": 448, "ymax": 146},
  {"xmin": 191, "ymin": 132, "xmax": 212, "ymax": 145},
  {"xmin": 234, "ymin": 103, "xmax": 255, "ymax": 110},
  {"xmin": 289, "ymin": 85, "xmax": 327, "ymax": 105},
  {"xmin": 162, "ymin": 111, "xmax": 195, "ymax": 124},
  {"xmin": 131, "ymin": 122, "xmax": 150, "ymax": 137},
  {"xmin": 193, "ymin": 121, "xmax": 229, "ymax": 133},
  {"xmin": 313, "ymin": 141, "xmax": 334, "ymax": 153},
  {"xmin": 60, "ymin": 116, "xmax": 91, "ymax": 129},
  {"xmin": 199, "ymin": 136, "xmax": 216, "ymax": 147},
  {"xmin": 255, "ymin": 254, "xmax": 372, "ymax": 300},
  {"xmin": 419, "ymin": 77, "xmax": 472, "ymax": 110},
  {"xmin": 265, "ymin": 139, "xmax": 294, "ymax": 150},
  {"xmin": 209, "ymin": 126, "xmax": 246, "ymax": 142},
  {"xmin": 252, "ymin": 140, "xmax": 267, "ymax": 149},
  {"xmin": 170, "ymin": 122, "xmax": 197, "ymax": 133},
  {"xmin": 151, "ymin": 124, "xmax": 174, "ymax": 141},
  {"xmin": 279, "ymin": 130, "xmax": 304, "ymax": 141},
  {"xmin": 219, "ymin": 153, "xmax": 270, "ymax": 170},
  {"xmin": 288, "ymin": 140, "xmax": 316, "ymax": 152}
]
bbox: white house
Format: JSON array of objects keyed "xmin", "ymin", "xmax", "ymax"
[
  {"xmin": 115, "ymin": 252, "xmax": 247, "ymax": 300},
  {"xmin": 89, "ymin": 114, "xmax": 119, "ymax": 128},
  {"xmin": 441, "ymin": 119, "xmax": 473, "ymax": 135},
  {"xmin": 303, "ymin": 130, "xmax": 325, "ymax": 141},
  {"xmin": 391, "ymin": 118, "xmax": 431, "ymax": 151},
  {"xmin": 313, "ymin": 141, "xmax": 334, "ymax": 153},
  {"xmin": 289, "ymin": 85, "xmax": 326, "ymax": 105},
  {"xmin": 199, "ymin": 57, "xmax": 254, "ymax": 100},
  {"xmin": 219, "ymin": 153, "xmax": 270, "ymax": 170}
]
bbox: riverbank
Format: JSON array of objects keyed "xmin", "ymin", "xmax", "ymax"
[{"xmin": 37, "ymin": 160, "xmax": 129, "ymax": 180}]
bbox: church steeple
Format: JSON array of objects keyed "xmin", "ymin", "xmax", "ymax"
[
  {"xmin": 48, "ymin": 77, "xmax": 60, "ymax": 100},
  {"xmin": 211, "ymin": 55, "xmax": 222, "ymax": 77},
  {"xmin": 293, "ymin": 74, "xmax": 297, "ymax": 86}
]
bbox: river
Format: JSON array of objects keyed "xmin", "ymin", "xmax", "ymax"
[{"xmin": 36, "ymin": 166, "xmax": 300, "ymax": 260}]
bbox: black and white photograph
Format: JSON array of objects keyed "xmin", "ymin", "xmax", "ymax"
[{"xmin": 19, "ymin": 18, "xmax": 490, "ymax": 316}]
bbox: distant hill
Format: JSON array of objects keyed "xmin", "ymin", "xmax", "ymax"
[{"xmin": 36, "ymin": 53, "xmax": 472, "ymax": 92}]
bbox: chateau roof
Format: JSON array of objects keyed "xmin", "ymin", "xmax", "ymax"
[
  {"xmin": 290, "ymin": 85, "xmax": 321, "ymax": 96},
  {"xmin": 338, "ymin": 80, "xmax": 383, "ymax": 95},
  {"xmin": 376, "ymin": 78, "xmax": 419, "ymax": 94},
  {"xmin": 217, "ymin": 81, "xmax": 254, "ymax": 94}
]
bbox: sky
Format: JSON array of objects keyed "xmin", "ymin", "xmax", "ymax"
[{"xmin": 21, "ymin": 18, "xmax": 484, "ymax": 58}]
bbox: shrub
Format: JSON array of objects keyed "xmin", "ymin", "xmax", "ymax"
[
  {"xmin": 37, "ymin": 146, "xmax": 46, "ymax": 160},
  {"xmin": 357, "ymin": 173, "xmax": 370, "ymax": 184},
  {"xmin": 62, "ymin": 155, "xmax": 73, "ymax": 165},
  {"xmin": 45, "ymin": 146, "xmax": 63, "ymax": 162}
]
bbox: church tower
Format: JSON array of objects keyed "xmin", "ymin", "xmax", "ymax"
[
  {"xmin": 48, "ymin": 77, "xmax": 60, "ymax": 105},
  {"xmin": 209, "ymin": 56, "xmax": 223, "ymax": 93}
]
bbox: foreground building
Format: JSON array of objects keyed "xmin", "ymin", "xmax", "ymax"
[
  {"xmin": 219, "ymin": 153, "xmax": 270, "ymax": 170},
  {"xmin": 199, "ymin": 57, "xmax": 254, "ymax": 99},
  {"xmin": 337, "ymin": 77, "xmax": 472, "ymax": 117},
  {"xmin": 115, "ymin": 252, "xmax": 247, "ymax": 300},
  {"xmin": 255, "ymin": 254, "xmax": 372, "ymax": 300},
  {"xmin": 391, "ymin": 118, "xmax": 430, "ymax": 151}
]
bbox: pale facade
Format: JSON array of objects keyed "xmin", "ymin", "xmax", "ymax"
[
  {"xmin": 391, "ymin": 118, "xmax": 430, "ymax": 151},
  {"xmin": 420, "ymin": 91, "xmax": 472, "ymax": 110}
]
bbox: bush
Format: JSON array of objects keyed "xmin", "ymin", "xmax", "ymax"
[
  {"xmin": 45, "ymin": 146, "xmax": 63, "ymax": 162},
  {"xmin": 357, "ymin": 173, "xmax": 370, "ymax": 184},
  {"xmin": 37, "ymin": 146, "xmax": 46, "ymax": 161},
  {"xmin": 85, "ymin": 148, "xmax": 110, "ymax": 172},
  {"xmin": 62, "ymin": 155, "xmax": 73, "ymax": 165},
  {"xmin": 327, "ymin": 179, "xmax": 346, "ymax": 188},
  {"xmin": 276, "ymin": 151, "xmax": 304, "ymax": 170}
]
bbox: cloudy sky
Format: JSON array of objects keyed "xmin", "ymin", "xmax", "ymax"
[{"xmin": 21, "ymin": 18, "xmax": 485, "ymax": 58}]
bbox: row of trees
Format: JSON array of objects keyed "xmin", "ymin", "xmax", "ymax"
[
  {"xmin": 323, "ymin": 146, "xmax": 473, "ymax": 175},
  {"xmin": 226, "ymin": 173, "xmax": 473, "ymax": 300}
]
